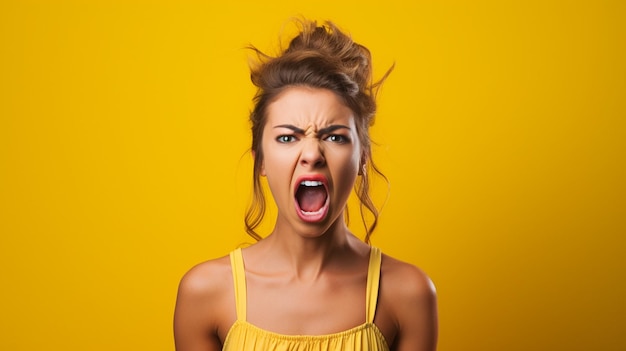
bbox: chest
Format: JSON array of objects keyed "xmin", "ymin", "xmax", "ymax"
[{"xmin": 245, "ymin": 272, "xmax": 368, "ymax": 335}]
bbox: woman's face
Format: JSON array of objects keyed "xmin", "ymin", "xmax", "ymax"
[{"xmin": 260, "ymin": 86, "xmax": 362, "ymax": 237}]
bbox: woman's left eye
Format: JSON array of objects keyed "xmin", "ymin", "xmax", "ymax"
[{"xmin": 325, "ymin": 134, "xmax": 349, "ymax": 143}]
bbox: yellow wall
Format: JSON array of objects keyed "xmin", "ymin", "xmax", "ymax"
[{"xmin": 1, "ymin": 1, "xmax": 624, "ymax": 350}]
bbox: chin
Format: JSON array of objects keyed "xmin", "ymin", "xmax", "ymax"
[{"xmin": 293, "ymin": 212, "xmax": 346, "ymax": 239}]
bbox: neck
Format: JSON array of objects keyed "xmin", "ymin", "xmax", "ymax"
[{"xmin": 262, "ymin": 216, "xmax": 354, "ymax": 281}]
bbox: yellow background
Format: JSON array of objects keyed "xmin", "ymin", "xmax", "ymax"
[{"xmin": 1, "ymin": 1, "xmax": 624, "ymax": 350}]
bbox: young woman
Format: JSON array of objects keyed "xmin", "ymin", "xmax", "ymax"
[{"xmin": 174, "ymin": 20, "xmax": 438, "ymax": 351}]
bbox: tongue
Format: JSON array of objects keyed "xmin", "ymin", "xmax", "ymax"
[{"xmin": 297, "ymin": 186, "xmax": 327, "ymax": 212}]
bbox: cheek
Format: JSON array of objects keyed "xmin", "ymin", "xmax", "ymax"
[
  {"xmin": 333, "ymin": 152, "xmax": 361, "ymax": 190},
  {"xmin": 261, "ymin": 144, "xmax": 297, "ymax": 185}
]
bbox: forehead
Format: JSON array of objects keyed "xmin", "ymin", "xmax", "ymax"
[{"xmin": 266, "ymin": 86, "xmax": 356, "ymax": 128}]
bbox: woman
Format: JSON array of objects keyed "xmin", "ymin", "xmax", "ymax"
[{"xmin": 174, "ymin": 20, "xmax": 438, "ymax": 351}]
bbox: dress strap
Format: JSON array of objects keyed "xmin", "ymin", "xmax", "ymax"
[
  {"xmin": 229, "ymin": 248, "xmax": 247, "ymax": 321},
  {"xmin": 365, "ymin": 246, "xmax": 382, "ymax": 323}
]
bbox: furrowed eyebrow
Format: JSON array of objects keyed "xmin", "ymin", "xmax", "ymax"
[
  {"xmin": 274, "ymin": 124, "xmax": 305, "ymax": 134},
  {"xmin": 317, "ymin": 125, "xmax": 351, "ymax": 136},
  {"xmin": 273, "ymin": 124, "xmax": 351, "ymax": 136}
]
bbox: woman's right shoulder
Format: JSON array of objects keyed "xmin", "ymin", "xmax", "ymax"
[
  {"xmin": 174, "ymin": 254, "xmax": 237, "ymax": 349},
  {"xmin": 177, "ymin": 254, "xmax": 233, "ymax": 299}
]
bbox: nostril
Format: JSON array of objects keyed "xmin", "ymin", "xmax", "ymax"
[
  {"xmin": 301, "ymin": 156, "xmax": 325, "ymax": 165},
  {"xmin": 299, "ymin": 145, "xmax": 325, "ymax": 167}
]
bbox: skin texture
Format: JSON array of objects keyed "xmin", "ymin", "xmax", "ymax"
[{"xmin": 173, "ymin": 87, "xmax": 438, "ymax": 351}]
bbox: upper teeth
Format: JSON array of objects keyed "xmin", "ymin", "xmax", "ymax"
[{"xmin": 301, "ymin": 180, "xmax": 323, "ymax": 187}]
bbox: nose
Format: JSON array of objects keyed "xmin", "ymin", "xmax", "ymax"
[{"xmin": 299, "ymin": 139, "xmax": 325, "ymax": 169}]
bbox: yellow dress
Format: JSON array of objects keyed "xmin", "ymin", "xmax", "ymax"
[{"xmin": 222, "ymin": 247, "xmax": 390, "ymax": 351}]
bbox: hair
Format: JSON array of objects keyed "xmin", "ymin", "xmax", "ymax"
[{"xmin": 244, "ymin": 19, "xmax": 392, "ymax": 243}]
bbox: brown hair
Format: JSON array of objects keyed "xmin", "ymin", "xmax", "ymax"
[{"xmin": 244, "ymin": 19, "xmax": 392, "ymax": 243}]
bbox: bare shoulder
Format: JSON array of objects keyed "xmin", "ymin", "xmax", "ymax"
[
  {"xmin": 379, "ymin": 253, "xmax": 438, "ymax": 351},
  {"xmin": 380, "ymin": 254, "xmax": 436, "ymax": 301},
  {"xmin": 174, "ymin": 255, "xmax": 235, "ymax": 350},
  {"xmin": 177, "ymin": 255, "xmax": 232, "ymax": 299}
]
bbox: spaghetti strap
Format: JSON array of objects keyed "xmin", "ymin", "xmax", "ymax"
[
  {"xmin": 229, "ymin": 248, "xmax": 381, "ymax": 323},
  {"xmin": 229, "ymin": 248, "xmax": 247, "ymax": 321},
  {"xmin": 223, "ymin": 246, "xmax": 390, "ymax": 351},
  {"xmin": 365, "ymin": 246, "xmax": 382, "ymax": 323}
]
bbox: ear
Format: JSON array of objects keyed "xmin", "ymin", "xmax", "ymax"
[
  {"xmin": 358, "ymin": 154, "xmax": 367, "ymax": 176},
  {"xmin": 252, "ymin": 150, "xmax": 266, "ymax": 176}
]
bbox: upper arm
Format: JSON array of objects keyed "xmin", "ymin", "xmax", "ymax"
[
  {"xmin": 389, "ymin": 264, "xmax": 438, "ymax": 351},
  {"xmin": 173, "ymin": 262, "xmax": 229, "ymax": 351}
]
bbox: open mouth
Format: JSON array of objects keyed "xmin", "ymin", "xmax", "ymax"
[{"xmin": 294, "ymin": 177, "xmax": 329, "ymax": 222}]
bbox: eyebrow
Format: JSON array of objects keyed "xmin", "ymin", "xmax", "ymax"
[{"xmin": 274, "ymin": 124, "xmax": 351, "ymax": 136}]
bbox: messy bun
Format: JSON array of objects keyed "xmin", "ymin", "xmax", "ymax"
[{"xmin": 244, "ymin": 19, "xmax": 392, "ymax": 243}]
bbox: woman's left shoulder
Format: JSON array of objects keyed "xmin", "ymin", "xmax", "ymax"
[
  {"xmin": 380, "ymin": 253, "xmax": 436, "ymax": 299},
  {"xmin": 377, "ymin": 253, "xmax": 438, "ymax": 350}
]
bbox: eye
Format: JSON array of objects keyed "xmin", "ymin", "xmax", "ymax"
[
  {"xmin": 276, "ymin": 135, "xmax": 297, "ymax": 143},
  {"xmin": 325, "ymin": 134, "xmax": 349, "ymax": 144}
]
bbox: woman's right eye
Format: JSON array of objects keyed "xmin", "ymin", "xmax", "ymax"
[{"xmin": 276, "ymin": 135, "xmax": 296, "ymax": 143}]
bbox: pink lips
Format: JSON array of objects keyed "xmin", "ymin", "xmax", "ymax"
[{"xmin": 294, "ymin": 174, "xmax": 329, "ymax": 223}]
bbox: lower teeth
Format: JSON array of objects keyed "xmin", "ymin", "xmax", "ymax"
[{"xmin": 301, "ymin": 208, "xmax": 323, "ymax": 215}]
